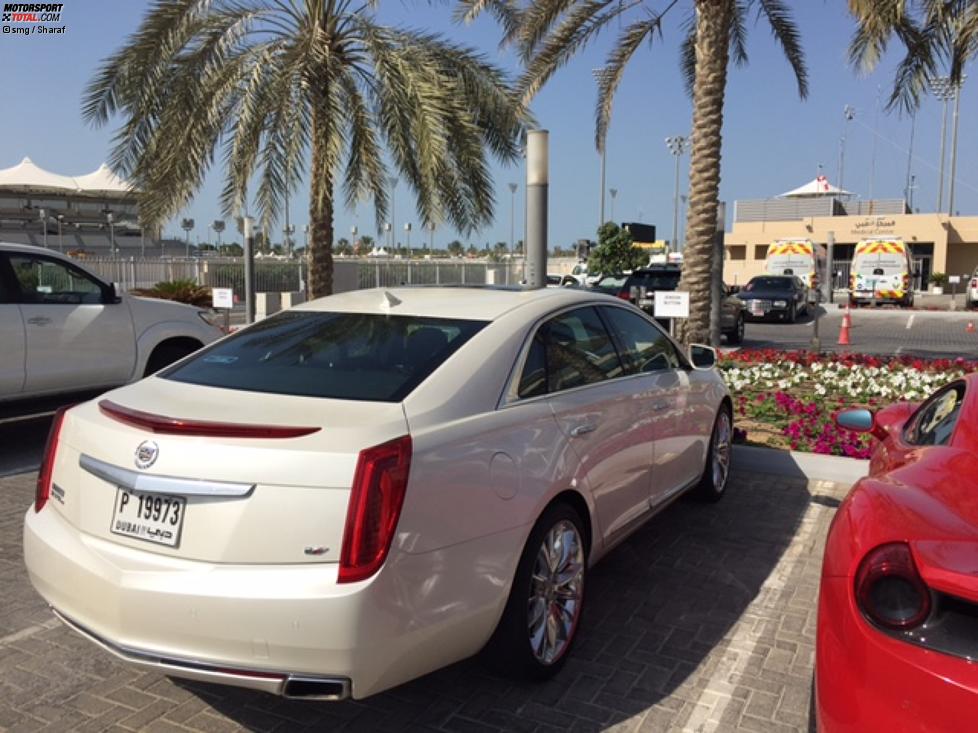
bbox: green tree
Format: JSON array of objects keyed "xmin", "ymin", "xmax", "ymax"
[
  {"xmin": 447, "ymin": 239, "xmax": 465, "ymax": 256},
  {"xmin": 587, "ymin": 222, "xmax": 644, "ymax": 276},
  {"xmin": 461, "ymin": 0, "xmax": 807, "ymax": 344},
  {"xmin": 84, "ymin": 0, "xmax": 529, "ymax": 298},
  {"xmin": 335, "ymin": 237, "xmax": 353, "ymax": 256},
  {"xmin": 848, "ymin": 1, "xmax": 972, "ymax": 110}
]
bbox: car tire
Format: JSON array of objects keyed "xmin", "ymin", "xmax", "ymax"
[
  {"xmin": 725, "ymin": 314, "xmax": 745, "ymax": 345},
  {"xmin": 693, "ymin": 407, "xmax": 732, "ymax": 502},
  {"xmin": 484, "ymin": 502, "xmax": 587, "ymax": 680},
  {"xmin": 143, "ymin": 339, "xmax": 201, "ymax": 377}
]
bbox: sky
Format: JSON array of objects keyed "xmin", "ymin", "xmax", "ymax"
[{"xmin": 2, "ymin": 1, "xmax": 976, "ymax": 250}]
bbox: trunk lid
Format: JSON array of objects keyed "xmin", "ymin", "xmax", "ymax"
[{"xmin": 49, "ymin": 377, "xmax": 408, "ymax": 564}]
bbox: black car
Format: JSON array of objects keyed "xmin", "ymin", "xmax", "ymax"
[
  {"xmin": 589, "ymin": 266, "xmax": 682, "ymax": 309},
  {"xmin": 736, "ymin": 275, "xmax": 810, "ymax": 322}
]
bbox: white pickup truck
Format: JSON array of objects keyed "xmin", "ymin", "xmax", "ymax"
[{"xmin": 0, "ymin": 242, "xmax": 222, "ymax": 405}]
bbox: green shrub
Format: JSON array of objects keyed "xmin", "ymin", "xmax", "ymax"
[{"xmin": 132, "ymin": 279, "xmax": 211, "ymax": 307}]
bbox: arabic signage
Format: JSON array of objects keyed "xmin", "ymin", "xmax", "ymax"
[
  {"xmin": 850, "ymin": 217, "xmax": 897, "ymax": 236},
  {"xmin": 654, "ymin": 291, "xmax": 690, "ymax": 319}
]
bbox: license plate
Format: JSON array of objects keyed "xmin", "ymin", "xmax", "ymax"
[
  {"xmin": 638, "ymin": 298, "xmax": 653, "ymax": 307},
  {"xmin": 110, "ymin": 488, "xmax": 186, "ymax": 547}
]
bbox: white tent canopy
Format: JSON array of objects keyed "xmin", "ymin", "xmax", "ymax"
[
  {"xmin": 779, "ymin": 175, "xmax": 852, "ymax": 198},
  {"xmin": 72, "ymin": 163, "xmax": 134, "ymax": 195},
  {"xmin": 0, "ymin": 157, "xmax": 78, "ymax": 194},
  {"xmin": 0, "ymin": 157, "xmax": 137, "ymax": 197}
]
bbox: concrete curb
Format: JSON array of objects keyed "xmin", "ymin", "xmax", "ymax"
[{"xmin": 733, "ymin": 444, "xmax": 868, "ymax": 486}]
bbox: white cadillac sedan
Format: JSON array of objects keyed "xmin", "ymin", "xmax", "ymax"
[{"xmin": 24, "ymin": 286, "xmax": 732, "ymax": 701}]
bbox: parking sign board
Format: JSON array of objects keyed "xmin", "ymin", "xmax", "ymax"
[
  {"xmin": 654, "ymin": 291, "xmax": 690, "ymax": 319},
  {"xmin": 212, "ymin": 288, "xmax": 234, "ymax": 309}
]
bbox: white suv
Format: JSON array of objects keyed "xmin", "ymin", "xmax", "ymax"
[
  {"xmin": 968, "ymin": 268, "xmax": 978, "ymax": 309},
  {"xmin": 1, "ymin": 243, "xmax": 222, "ymax": 404}
]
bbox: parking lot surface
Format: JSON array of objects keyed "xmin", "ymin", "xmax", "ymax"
[{"xmin": 1, "ymin": 467, "xmax": 849, "ymax": 732}]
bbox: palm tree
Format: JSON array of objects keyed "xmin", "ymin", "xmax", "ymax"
[
  {"xmin": 848, "ymin": 1, "xmax": 971, "ymax": 110},
  {"xmin": 461, "ymin": 0, "xmax": 807, "ymax": 344},
  {"xmin": 84, "ymin": 0, "xmax": 529, "ymax": 298}
]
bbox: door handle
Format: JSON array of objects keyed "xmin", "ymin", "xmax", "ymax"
[
  {"xmin": 651, "ymin": 402, "xmax": 669, "ymax": 412},
  {"xmin": 27, "ymin": 316, "xmax": 51, "ymax": 326},
  {"xmin": 569, "ymin": 423, "xmax": 597, "ymax": 437}
]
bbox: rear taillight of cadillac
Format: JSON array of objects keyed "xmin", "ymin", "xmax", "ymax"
[
  {"xmin": 338, "ymin": 435, "xmax": 412, "ymax": 583},
  {"xmin": 35, "ymin": 407, "xmax": 70, "ymax": 513}
]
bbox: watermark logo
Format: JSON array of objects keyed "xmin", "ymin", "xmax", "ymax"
[{"xmin": 2, "ymin": 3, "xmax": 66, "ymax": 36}]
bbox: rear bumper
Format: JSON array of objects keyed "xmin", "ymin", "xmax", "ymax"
[
  {"xmin": 816, "ymin": 576, "xmax": 978, "ymax": 732},
  {"xmin": 24, "ymin": 505, "xmax": 522, "ymax": 699}
]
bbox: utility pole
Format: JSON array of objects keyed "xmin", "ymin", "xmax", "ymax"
[
  {"xmin": 665, "ymin": 135, "xmax": 690, "ymax": 252},
  {"xmin": 838, "ymin": 105, "xmax": 855, "ymax": 192}
]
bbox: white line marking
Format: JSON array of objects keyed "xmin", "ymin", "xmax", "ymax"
[
  {"xmin": 681, "ymin": 501, "xmax": 829, "ymax": 732},
  {"xmin": 0, "ymin": 617, "xmax": 61, "ymax": 646},
  {"xmin": 906, "ymin": 314, "xmax": 915, "ymax": 330}
]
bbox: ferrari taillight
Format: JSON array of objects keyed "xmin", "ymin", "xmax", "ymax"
[
  {"xmin": 855, "ymin": 542, "xmax": 931, "ymax": 631},
  {"xmin": 617, "ymin": 290, "xmax": 630, "ymax": 301},
  {"xmin": 338, "ymin": 435, "xmax": 412, "ymax": 584},
  {"xmin": 35, "ymin": 407, "xmax": 70, "ymax": 513},
  {"xmin": 971, "ymin": 279, "xmax": 977, "ymax": 289}
]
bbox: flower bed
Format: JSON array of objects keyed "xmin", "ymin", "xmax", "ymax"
[{"xmin": 719, "ymin": 350, "xmax": 975, "ymax": 458}]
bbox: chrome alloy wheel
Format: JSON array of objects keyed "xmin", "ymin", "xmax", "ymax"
[
  {"xmin": 712, "ymin": 411, "xmax": 732, "ymax": 493},
  {"xmin": 527, "ymin": 520, "xmax": 584, "ymax": 665}
]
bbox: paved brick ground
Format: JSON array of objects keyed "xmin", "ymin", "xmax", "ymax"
[{"xmin": 0, "ymin": 468, "xmax": 850, "ymax": 732}]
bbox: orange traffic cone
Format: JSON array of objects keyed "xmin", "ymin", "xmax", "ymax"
[
  {"xmin": 968, "ymin": 322, "xmax": 976, "ymax": 334},
  {"xmin": 838, "ymin": 309, "xmax": 851, "ymax": 346},
  {"xmin": 842, "ymin": 305, "xmax": 852, "ymax": 330}
]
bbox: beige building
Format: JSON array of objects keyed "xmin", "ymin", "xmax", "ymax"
[{"xmin": 721, "ymin": 178, "xmax": 978, "ymax": 289}]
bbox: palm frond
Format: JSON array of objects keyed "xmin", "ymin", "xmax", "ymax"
[
  {"xmin": 757, "ymin": 0, "xmax": 808, "ymax": 98},
  {"xmin": 594, "ymin": 17, "xmax": 663, "ymax": 152}
]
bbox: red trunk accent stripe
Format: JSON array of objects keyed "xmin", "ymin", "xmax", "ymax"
[{"xmin": 98, "ymin": 400, "xmax": 320, "ymax": 438}]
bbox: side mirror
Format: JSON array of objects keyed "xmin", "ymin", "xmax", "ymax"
[
  {"xmin": 726, "ymin": 284, "xmax": 741, "ymax": 296},
  {"xmin": 688, "ymin": 344, "xmax": 717, "ymax": 369},
  {"xmin": 834, "ymin": 408, "xmax": 874, "ymax": 433}
]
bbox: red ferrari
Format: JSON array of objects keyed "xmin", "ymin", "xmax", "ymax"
[{"xmin": 815, "ymin": 374, "xmax": 978, "ymax": 732}]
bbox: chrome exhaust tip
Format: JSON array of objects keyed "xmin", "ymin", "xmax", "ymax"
[{"xmin": 282, "ymin": 675, "xmax": 351, "ymax": 701}]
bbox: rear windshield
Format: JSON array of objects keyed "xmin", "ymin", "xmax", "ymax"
[
  {"xmin": 632, "ymin": 271, "xmax": 681, "ymax": 290},
  {"xmin": 745, "ymin": 277, "xmax": 792, "ymax": 290},
  {"xmin": 591, "ymin": 276, "xmax": 626, "ymax": 294},
  {"xmin": 162, "ymin": 311, "xmax": 487, "ymax": 402}
]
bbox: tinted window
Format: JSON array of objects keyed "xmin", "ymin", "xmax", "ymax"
[
  {"xmin": 9, "ymin": 254, "xmax": 104, "ymax": 304},
  {"xmin": 541, "ymin": 307, "xmax": 624, "ymax": 392},
  {"xmin": 631, "ymin": 270, "xmax": 681, "ymax": 291},
  {"xmin": 600, "ymin": 306, "xmax": 680, "ymax": 373},
  {"xmin": 904, "ymin": 382, "xmax": 966, "ymax": 446},
  {"xmin": 518, "ymin": 333, "xmax": 547, "ymax": 398},
  {"xmin": 591, "ymin": 275, "xmax": 626, "ymax": 294},
  {"xmin": 163, "ymin": 312, "xmax": 486, "ymax": 402}
]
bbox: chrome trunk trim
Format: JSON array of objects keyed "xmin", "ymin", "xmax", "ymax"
[{"xmin": 79, "ymin": 454, "xmax": 255, "ymax": 497}]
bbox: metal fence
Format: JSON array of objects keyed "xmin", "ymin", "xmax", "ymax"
[{"xmin": 77, "ymin": 256, "xmax": 525, "ymax": 296}]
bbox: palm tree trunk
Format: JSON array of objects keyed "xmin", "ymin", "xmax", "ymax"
[
  {"xmin": 678, "ymin": 0, "xmax": 731, "ymax": 346},
  {"xmin": 308, "ymin": 101, "xmax": 335, "ymax": 299}
]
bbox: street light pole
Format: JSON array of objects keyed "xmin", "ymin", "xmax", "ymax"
[
  {"xmin": 39, "ymin": 208, "xmax": 47, "ymax": 249},
  {"xmin": 592, "ymin": 68, "xmax": 610, "ymax": 229},
  {"xmin": 107, "ymin": 212, "xmax": 115, "ymax": 255},
  {"xmin": 930, "ymin": 77, "xmax": 955, "ymax": 211},
  {"xmin": 948, "ymin": 76, "xmax": 966, "ymax": 215},
  {"xmin": 404, "ymin": 222, "xmax": 412, "ymax": 256},
  {"xmin": 665, "ymin": 135, "xmax": 690, "ymax": 253},
  {"xmin": 57, "ymin": 214, "xmax": 64, "ymax": 252},
  {"xmin": 609, "ymin": 188, "xmax": 618, "ymax": 223},
  {"xmin": 388, "ymin": 176, "xmax": 398, "ymax": 251},
  {"xmin": 508, "ymin": 182, "xmax": 518, "ymax": 257}
]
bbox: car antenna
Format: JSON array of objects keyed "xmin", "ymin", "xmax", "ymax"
[{"xmin": 381, "ymin": 290, "xmax": 402, "ymax": 311}]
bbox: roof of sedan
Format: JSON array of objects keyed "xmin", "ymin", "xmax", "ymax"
[{"xmin": 294, "ymin": 285, "xmax": 608, "ymax": 320}]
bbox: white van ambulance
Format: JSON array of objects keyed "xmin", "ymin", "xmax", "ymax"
[{"xmin": 849, "ymin": 238, "xmax": 914, "ymax": 307}]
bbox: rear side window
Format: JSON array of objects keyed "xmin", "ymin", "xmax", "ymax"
[
  {"xmin": 8, "ymin": 254, "xmax": 105, "ymax": 304},
  {"xmin": 163, "ymin": 312, "xmax": 487, "ymax": 402},
  {"xmin": 904, "ymin": 382, "xmax": 966, "ymax": 447},
  {"xmin": 516, "ymin": 306, "xmax": 625, "ymax": 397}
]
